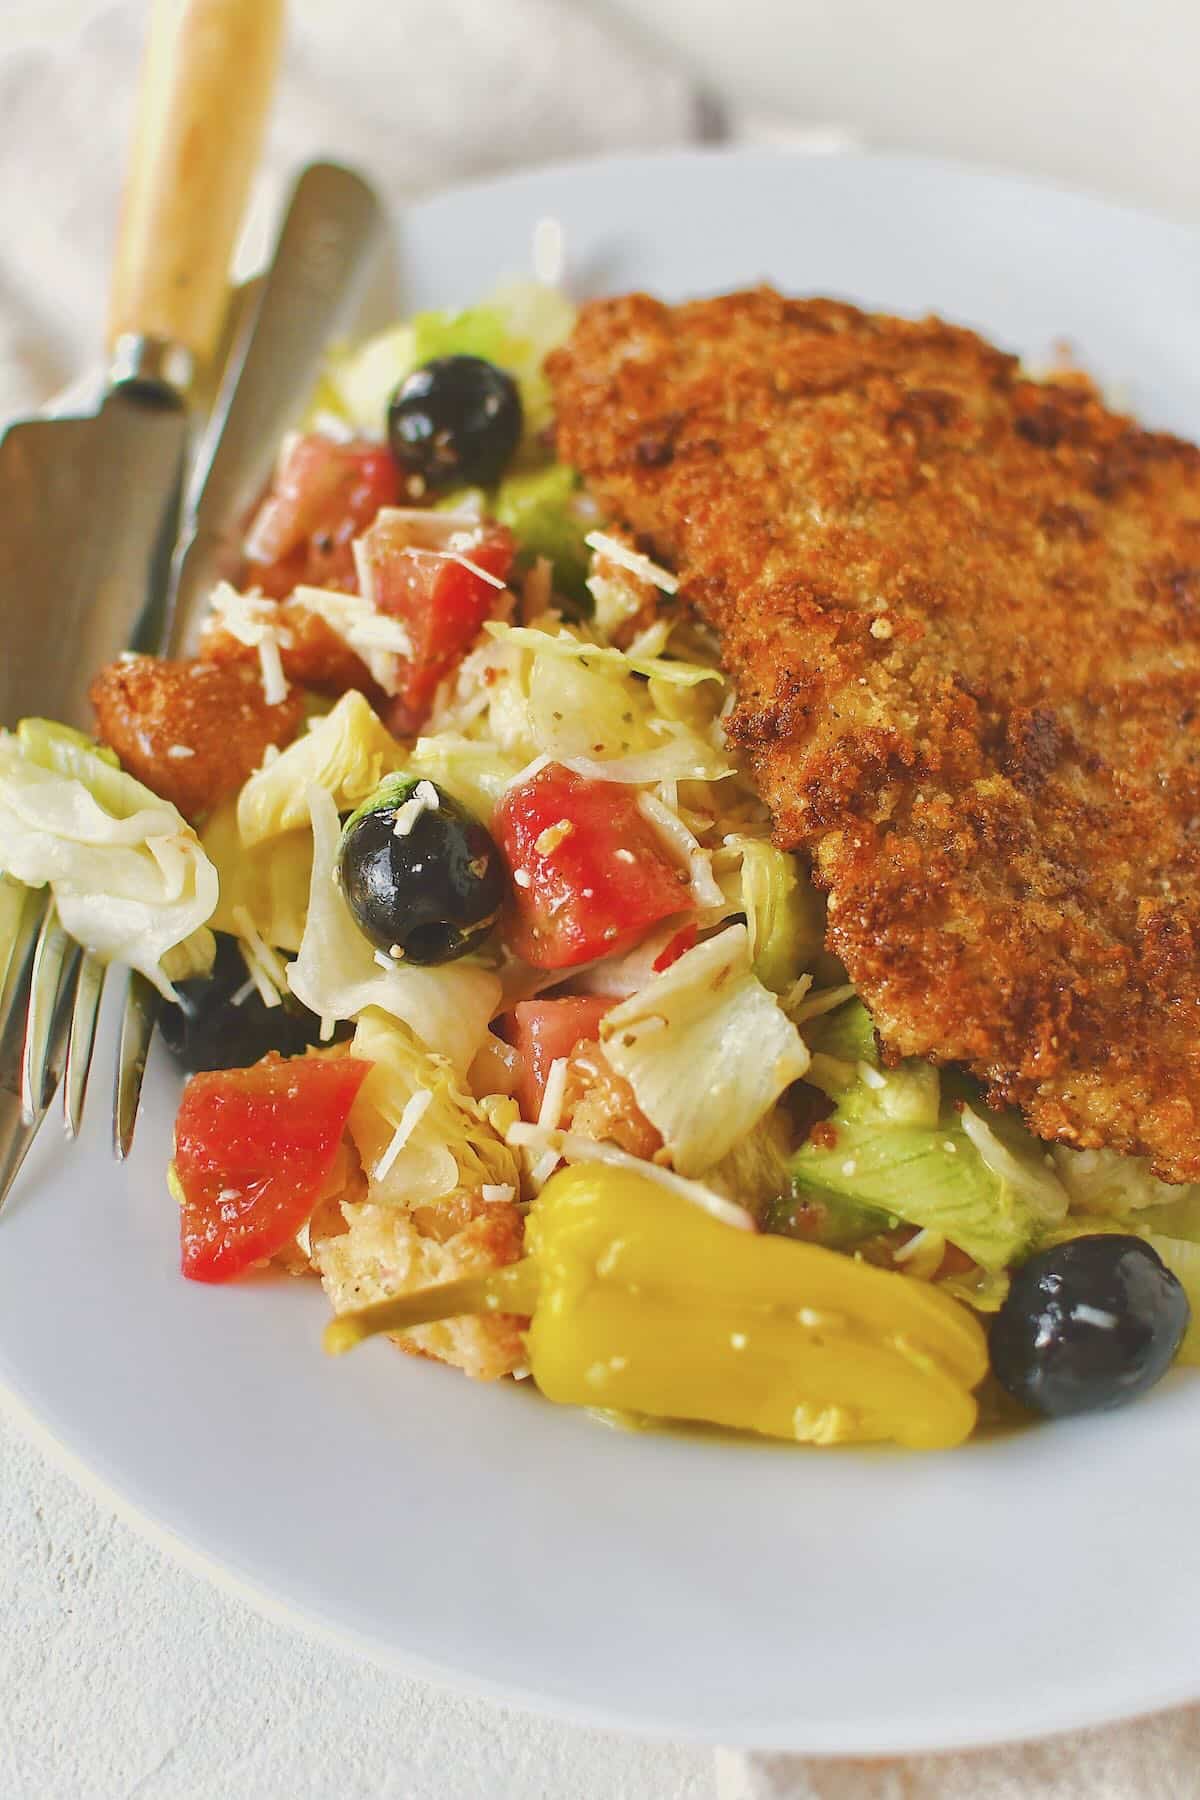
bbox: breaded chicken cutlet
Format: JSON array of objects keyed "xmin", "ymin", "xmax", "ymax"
[{"xmin": 548, "ymin": 288, "xmax": 1200, "ymax": 1182}]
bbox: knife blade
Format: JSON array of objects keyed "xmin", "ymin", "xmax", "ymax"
[
  {"xmin": 0, "ymin": 390, "xmax": 187, "ymax": 730},
  {"xmin": 167, "ymin": 161, "xmax": 390, "ymax": 655}
]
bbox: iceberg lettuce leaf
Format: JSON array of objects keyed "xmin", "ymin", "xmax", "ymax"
[
  {"xmin": 600, "ymin": 924, "xmax": 810, "ymax": 1176},
  {"xmin": 346, "ymin": 1009, "xmax": 519, "ymax": 1208},
  {"xmin": 201, "ymin": 801, "xmax": 312, "ymax": 953},
  {"xmin": 0, "ymin": 722, "xmax": 215, "ymax": 998},
  {"xmin": 237, "ymin": 691, "xmax": 405, "ymax": 847}
]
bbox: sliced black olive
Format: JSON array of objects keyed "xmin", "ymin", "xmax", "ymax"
[
  {"xmin": 338, "ymin": 774, "xmax": 505, "ymax": 964},
  {"xmin": 161, "ymin": 933, "xmax": 329, "ymax": 1073},
  {"xmin": 990, "ymin": 1234, "xmax": 1189, "ymax": 1418},
  {"xmin": 386, "ymin": 355, "xmax": 522, "ymax": 490}
]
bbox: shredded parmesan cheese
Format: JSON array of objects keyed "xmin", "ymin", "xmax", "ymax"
[
  {"xmin": 504, "ymin": 1121, "xmax": 756, "ymax": 1232},
  {"xmin": 481, "ymin": 1183, "xmax": 517, "ymax": 1205},
  {"xmin": 504, "ymin": 753, "xmax": 552, "ymax": 791},
  {"xmin": 231, "ymin": 904, "xmax": 288, "ymax": 1009},
  {"xmin": 584, "ymin": 531, "xmax": 678, "ymax": 594},
  {"xmin": 289, "ymin": 586, "xmax": 412, "ymax": 694},
  {"xmin": 537, "ymin": 1056, "xmax": 570, "ymax": 1131},
  {"xmin": 374, "ymin": 1089, "xmax": 433, "ymax": 1181},
  {"xmin": 392, "ymin": 780, "xmax": 440, "ymax": 838},
  {"xmin": 635, "ymin": 791, "xmax": 724, "ymax": 908},
  {"xmin": 788, "ymin": 982, "xmax": 858, "ymax": 1024},
  {"xmin": 426, "ymin": 548, "xmax": 508, "ymax": 590},
  {"xmin": 209, "ymin": 583, "xmax": 293, "ymax": 707}
]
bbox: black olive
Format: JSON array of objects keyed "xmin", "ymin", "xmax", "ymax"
[
  {"xmin": 337, "ymin": 775, "xmax": 505, "ymax": 964},
  {"xmin": 161, "ymin": 933, "xmax": 329, "ymax": 1073},
  {"xmin": 990, "ymin": 1235, "xmax": 1189, "ymax": 1418},
  {"xmin": 386, "ymin": 355, "xmax": 522, "ymax": 490}
]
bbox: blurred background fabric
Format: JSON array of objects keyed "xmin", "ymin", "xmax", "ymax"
[
  {"xmin": 2, "ymin": 3, "xmax": 1198, "ymax": 1797},
  {"xmin": 0, "ymin": 0, "xmax": 701, "ymax": 416}
]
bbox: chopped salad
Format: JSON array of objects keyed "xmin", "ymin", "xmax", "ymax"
[{"xmin": 4, "ymin": 276, "xmax": 1198, "ymax": 1448}]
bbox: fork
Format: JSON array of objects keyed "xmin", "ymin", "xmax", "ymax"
[{"xmin": 0, "ymin": 163, "xmax": 388, "ymax": 1213}]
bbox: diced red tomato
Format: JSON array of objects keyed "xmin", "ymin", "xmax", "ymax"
[
  {"xmin": 358, "ymin": 515, "xmax": 514, "ymax": 728},
  {"xmin": 173, "ymin": 1053, "xmax": 370, "ymax": 1283},
  {"xmin": 493, "ymin": 763, "xmax": 692, "ymax": 970},
  {"xmin": 652, "ymin": 921, "xmax": 698, "ymax": 972},
  {"xmin": 507, "ymin": 996, "xmax": 612, "ymax": 1120},
  {"xmin": 243, "ymin": 434, "xmax": 400, "ymax": 598}
]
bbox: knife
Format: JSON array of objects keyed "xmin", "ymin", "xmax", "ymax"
[
  {"xmin": 0, "ymin": 0, "xmax": 284, "ymax": 730},
  {"xmin": 166, "ymin": 160, "xmax": 389, "ymax": 655}
]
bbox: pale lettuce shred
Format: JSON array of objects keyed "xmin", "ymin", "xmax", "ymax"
[
  {"xmin": 287, "ymin": 786, "xmax": 499, "ymax": 1073},
  {"xmin": 201, "ymin": 802, "xmax": 311, "ymax": 953},
  {"xmin": 460, "ymin": 621, "xmax": 732, "ymax": 787},
  {"xmin": 0, "ymin": 722, "xmax": 216, "ymax": 999},
  {"xmin": 600, "ymin": 924, "xmax": 810, "ymax": 1177},
  {"xmin": 346, "ymin": 1010, "xmax": 519, "ymax": 1207},
  {"xmin": 237, "ymin": 691, "xmax": 405, "ymax": 847},
  {"xmin": 404, "ymin": 735, "xmax": 521, "ymax": 823}
]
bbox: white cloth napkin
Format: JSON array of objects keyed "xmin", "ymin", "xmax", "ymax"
[{"xmin": 0, "ymin": 6, "xmax": 1191, "ymax": 1797}]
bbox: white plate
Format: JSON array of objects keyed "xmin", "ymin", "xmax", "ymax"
[{"xmin": 4, "ymin": 149, "xmax": 1200, "ymax": 1755}]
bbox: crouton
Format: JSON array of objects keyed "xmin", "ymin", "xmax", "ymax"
[
  {"xmin": 315, "ymin": 1194, "xmax": 526, "ymax": 1381},
  {"xmin": 89, "ymin": 655, "xmax": 303, "ymax": 821}
]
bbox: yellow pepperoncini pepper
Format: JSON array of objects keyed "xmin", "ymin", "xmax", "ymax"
[{"xmin": 324, "ymin": 1165, "xmax": 989, "ymax": 1449}]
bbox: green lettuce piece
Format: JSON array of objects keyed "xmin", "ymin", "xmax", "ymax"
[
  {"xmin": 791, "ymin": 1108, "xmax": 1038, "ymax": 1272},
  {"xmin": 318, "ymin": 280, "xmax": 575, "ymax": 446},
  {"xmin": 764, "ymin": 1184, "xmax": 894, "ymax": 1250},
  {"xmin": 792, "ymin": 999, "xmax": 1064, "ymax": 1269},
  {"xmin": 0, "ymin": 720, "xmax": 215, "ymax": 999},
  {"xmin": 804, "ymin": 1001, "xmax": 940, "ymax": 1129},
  {"xmin": 805, "ymin": 998, "xmax": 878, "ymax": 1067},
  {"xmin": 492, "ymin": 464, "xmax": 592, "ymax": 600},
  {"xmin": 735, "ymin": 838, "xmax": 825, "ymax": 994}
]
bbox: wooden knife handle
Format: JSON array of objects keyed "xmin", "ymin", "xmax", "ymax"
[{"xmin": 107, "ymin": 0, "xmax": 285, "ymax": 370}]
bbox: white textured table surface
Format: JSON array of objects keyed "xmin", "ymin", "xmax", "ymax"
[{"xmin": 0, "ymin": 1404, "xmax": 713, "ymax": 1798}]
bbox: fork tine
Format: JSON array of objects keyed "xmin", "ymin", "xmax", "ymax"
[
  {"xmin": 21, "ymin": 904, "xmax": 78, "ymax": 1125},
  {"xmin": 0, "ymin": 897, "xmax": 75, "ymax": 1216},
  {"xmin": 113, "ymin": 970, "xmax": 159, "ymax": 1160},
  {"xmin": 0, "ymin": 883, "xmax": 44, "ymax": 1055},
  {"xmin": 0, "ymin": 874, "xmax": 29, "ymax": 999},
  {"xmin": 64, "ymin": 953, "xmax": 106, "ymax": 1139}
]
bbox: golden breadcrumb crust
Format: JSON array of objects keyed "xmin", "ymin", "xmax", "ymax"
[{"xmin": 550, "ymin": 289, "xmax": 1200, "ymax": 1180}]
